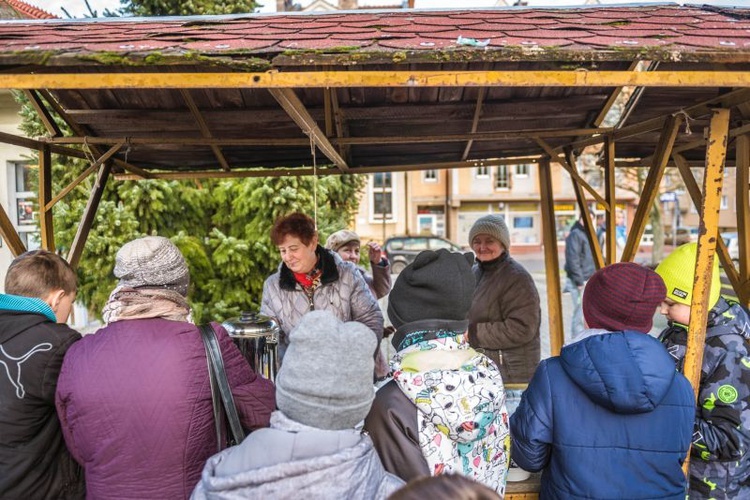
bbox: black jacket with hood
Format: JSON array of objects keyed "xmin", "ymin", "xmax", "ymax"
[{"xmin": 0, "ymin": 309, "xmax": 84, "ymax": 499}]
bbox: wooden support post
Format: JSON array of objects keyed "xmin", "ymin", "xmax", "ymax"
[
  {"xmin": 566, "ymin": 149, "xmax": 604, "ymax": 270},
  {"xmin": 539, "ymin": 158, "xmax": 564, "ymax": 356},
  {"xmin": 67, "ymin": 161, "xmax": 112, "ymax": 270},
  {"xmin": 682, "ymin": 108, "xmax": 730, "ymax": 475},
  {"xmin": 736, "ymin": 134, "xmax": 750, "ymax": 306},
  {"xmin": 621, "ymin": 114, "xmax": 682, "ymax": 262},
  {"xmin": 38, "ymin": 145, "xmax": 54, "ymax": 251},
  {"xmin": 462, "ymin": 87, "xmax": 486, "ymax": 161},
  {"xmin": 603, "ymin": 137, "xmax": 617, "ymax": 264},
  {"xmin": 673, "ymin": 154, "xmax": 742, "ymax": 300},
  {"xmin": 0, "ymin": 203, "xmax": 26, "ymax": 256}
]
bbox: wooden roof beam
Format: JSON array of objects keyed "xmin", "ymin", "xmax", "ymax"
[
  {"xmin": 36, "ymin": 90, "xmax": 152, "ymax": 179},
  {"xmin": 179, "ymin": 89, "xmax": 230, "ymax": 172},
  {"xmin": 558, "ymin": 88, "xmax": 750, "ymax": 154},
  {"xmin": 269, "ymin": 88, "xmax": 349, "ymax": 173},
  {"xmin": 44, "ymin": 127, "xmax": 612, "ymax": 148},
  {"xmin": 113, "ymin": 157, "xmax": 541, "ymax": 181},
  {"xmin": 3, "ymin": 70, "xmax": 750, "ymax": 90},
  {"xmin": 23, "ymin": 90, "xmax": 61, "ymax": 138},
  {"xmin": 45, "ymin": 140, "xmax": 124, "ymax": 211}
]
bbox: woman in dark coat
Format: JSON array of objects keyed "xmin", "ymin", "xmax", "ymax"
[{"xmin": 466, "ymin": 214, "xmax": 541, "ymax": 384}]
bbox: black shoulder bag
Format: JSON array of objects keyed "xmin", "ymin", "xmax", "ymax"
[{"xmin": 199, "ymin": 324, "xmax": 246, "ymax": 452}]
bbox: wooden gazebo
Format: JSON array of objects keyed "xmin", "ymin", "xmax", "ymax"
[{"xmin": 0, "ymin": 5, "xmax": 748, "ymax": 493}]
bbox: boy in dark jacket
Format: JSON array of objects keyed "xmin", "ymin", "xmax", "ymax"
[
  {"xmin": 510, "ymin": 262, "xmax": 694, "ymax": 500},
  {"xmin": 0, "ymin": 250, "xmax": 84, "ymax": 498},
  {"xmin": 656, "ymin": 243, "xmax": 750, "ymax": 499}
]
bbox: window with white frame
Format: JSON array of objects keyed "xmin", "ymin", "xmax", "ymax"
[
  {"xmin": 9, "ymin": 161, "xmax": 40, "ymax": 249},
  {"xmin": 495, "ymin": 165, "xmax": 510, "ymax": 189},
  {"xmin": 721, "ymin": 195, "xmax": 728, "ymax": 210},
  {"xmin": 423, "ymin": 169, "xmax": 438, "ymax": 182},
  {"xmin": 515, "ymin": 164, "xmax": 530, "ymax": 177},
  {"xmin": 476, "ymin": 165, "xmax": 490, "ymax": 178},
  {"xmin": 370, "ymin": 172, "xmax": 394, "ymax": 221}
]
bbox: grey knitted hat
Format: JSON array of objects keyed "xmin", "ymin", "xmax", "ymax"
[
  {"xmin": 387, "ymin": 249, "xmax": 476, "ymax": 331},
  {"xmin": 114, "ymin": 236, "xmax": 190, "ymax": 296},
  {"xmin": 275, "ymin": 310, "xmax": 376, "ymax": 430},
  {"xmin": 468, "ymin": 214, "xmax": 511, "ymax": 250}
]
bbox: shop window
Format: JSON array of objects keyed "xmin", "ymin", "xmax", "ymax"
[{"xmin": 513, "ymin": 216, "xmax": 534, "ymax": 229}]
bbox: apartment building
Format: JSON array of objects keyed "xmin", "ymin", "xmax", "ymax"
[{"xmin": 353, "ymin": 162, "xmax": 637, "ymax": 252}]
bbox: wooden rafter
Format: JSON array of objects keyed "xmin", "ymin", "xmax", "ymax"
[
  {"xmin": 113, "ymin": 157, "xmax": 541, "ymax": 181},
  {"xmin": 461, "ymin": 87, "xmax": 486, "ymax": 161},
  {"xmin": 269, "ymin": 88, "xmax": 349, "ymax": 173},
  {"xmin": 36, "ymin": 90, "xmax": 152, "ymax": 179},
  {"xmin": 179, "ymin": 89, "xmax": 230, "ymax": 172},
  {"xmin": 23, "ymin": 90, "xmax": 61, "ymax": 138},
  {"xmin": 559, "ymin": 88, "xmax": 750, "ymax": 153},
  {"xmin": 621, "ymin": 114, "xmax": 682, "ymax": 262},
  {"xmin": 43, "ymin": 127, "xmax": 612, "ymax": 147},
  {"xmin": 45, "ymin": 141, "xmax": 124, "ymax": 211}
]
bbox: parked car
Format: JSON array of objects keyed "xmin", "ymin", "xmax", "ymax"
[
  {"xmin": 384, "ymin": 235, "xmax": 464, "ymax": 274},
  {"xmin": 667, "ymin": 227, "xmax": 698, "ymax": 245}
]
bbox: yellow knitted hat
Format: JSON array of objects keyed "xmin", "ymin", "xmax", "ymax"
[{"xmin": 655, "ymin": 242, "xmax": 721, "ymax": 308}]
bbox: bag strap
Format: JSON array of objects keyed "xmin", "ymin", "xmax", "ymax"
[{"xmin": 199, "ymin": 324, "xmax": 246, "ymax": 450}]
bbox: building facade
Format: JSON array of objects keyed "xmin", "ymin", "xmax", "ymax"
[{"xmin": 353, "ymin": 162, "xmax": 638, "ymax": 252}]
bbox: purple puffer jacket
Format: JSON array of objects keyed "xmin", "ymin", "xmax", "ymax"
[{"xmin": 55, "ymin": 318, "xmax": 276, "ymax": 500}]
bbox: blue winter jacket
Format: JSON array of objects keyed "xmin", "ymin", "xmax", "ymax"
[{"xmin": 510, "ymin": 330, "xmax": 695, "ymax": 500}]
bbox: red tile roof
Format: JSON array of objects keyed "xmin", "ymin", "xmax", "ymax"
[
  {"xmin": 0, "ymin": 4, "xmax": 748, "ymax": 63},
  {"xmin": 1, "ymin": 0, "xmax": 56, "ymax": 19}
]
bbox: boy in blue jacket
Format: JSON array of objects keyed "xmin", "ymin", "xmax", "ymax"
[
  {"xmin": 656, "ymin": 243, "xmax": 750, "ymax": 499},
  {"xmin": 510, "ymin": 262, "xmax": 694, "ymax": 500}
]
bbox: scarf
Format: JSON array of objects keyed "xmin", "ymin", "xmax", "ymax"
[{"xmin": 102, "ymin": 286, "xmax": 191, "ymax": 324}]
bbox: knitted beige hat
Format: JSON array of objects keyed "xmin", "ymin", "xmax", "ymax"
[
  {"xmin": 468, "ymin": 214, "xmax": 511, "ymax": 250},
  {"xmin": 114, "ymin": 236, "xmax": 190, "ymax": 296}
]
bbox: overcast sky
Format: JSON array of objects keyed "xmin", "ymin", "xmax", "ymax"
[{"xmin": 32, "ymin": 0, "xmax": 747, "ymax": 19}]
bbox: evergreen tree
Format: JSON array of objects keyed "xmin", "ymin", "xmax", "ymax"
[
  {"xmin": 119, "ymin": 0, "xmax": 257, "ymax": 16},
  {"xmin": 15, "ymin": 58, "xmax": 363, "ymax": 323}
]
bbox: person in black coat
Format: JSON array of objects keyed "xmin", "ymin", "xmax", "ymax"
[{"xmin": 0, "ymin": 250, "xmax": 84, "ymax": 499}]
